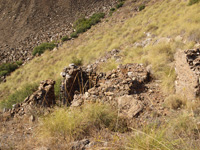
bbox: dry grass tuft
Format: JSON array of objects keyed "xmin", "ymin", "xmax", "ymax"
[
  {"xmin": 164, "ymin": 94, "xmax": 187, "ymax": 110},
  {"xmin": 127, "ymin": 111, "xmax": 200, "ymax": 150},
  {"xmin": 37, "ymin": 103, "xmax": 128, "ymax": 142}
]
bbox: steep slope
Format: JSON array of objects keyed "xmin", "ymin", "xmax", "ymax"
[
  {"xmin": 1, "ymin": 0, "xmax": 200, "ymax": 102},
  {"xmin": 1, "ymin": 0, "xmax": 200, "ymax": 149},
  {"xmin": 0, "ymin": 0, "xmax": 117, "ymax": 64}
]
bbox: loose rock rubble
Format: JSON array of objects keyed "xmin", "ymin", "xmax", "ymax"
[
  {"xmin": 3, "ymin": 80, "xmax": 55, "ymax": 119},
  {"xmin": 175, "ymin": 49, "xmax": 200, "ymax": 100},
  {"xmin": 0, "ymin": 0, "xmax": 118, "ymax": 64},
  {"xmin": 60, "ymin": 62, "xmax": 151, "ymax": 119}
]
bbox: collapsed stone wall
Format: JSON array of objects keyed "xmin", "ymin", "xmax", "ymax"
[
  {"xmin": 60, "ymin": 64, "xmax": 98, "ymax": 105},
  {"xmin": 175, "ymin": 49, "xmax": 200, "ymax": 100},
  {"xmin": 60, "ymin": 63, "xmax": 151, "ymax": 119},
  {"xmin": 3, "ymin": 80, "xmax": 55, "ymax": 118}
]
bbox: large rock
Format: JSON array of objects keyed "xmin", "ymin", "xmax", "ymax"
[{"xmin": 117, "ymin": 95, "xmax": 144, "ymax": 119}]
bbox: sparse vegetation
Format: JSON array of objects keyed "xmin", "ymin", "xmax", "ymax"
[
  {"xmin": 71, "ymin": 56, "xmax": 83, "ymax": 66},
  {"xmin": 139, "ymin": 4, "xmax": 145, "ymax": 11},
  {"xmin": 73, "ymin": 13, "xmax": 105, "ymax": 36},
  {"xmin": 127, "ymin": 112, "xmax": 200, "ymax": 149},
  {"xmin": 32, "ymin": 43, "xmax": 56, "ymax": 56},
  {"xmin": 0, "ymin": 83, "xmax": 38, "ymax": 109},
  {"xmin": 38, "ymin": 103, "xmax": 127, "ymax": 141},
  {"xmin": 61, "ymin": 36, "xmax": 70, "ymax": 42},
  {"xmin": 164, "ymin": 94, "xmax": 186, "ymax": 110},
  {"xmin": 116, "ymin": 2, "xmax": 124, "ymax": 9},
  {"xmin": 1, "ymin": 0, "xmax": 200, "ymax": 116},
  {"xmin": 109, "ymin": 8, "xmax": 116, "ymax": 16},
  {"xmin": 188, "ymin": 0, "xmax": 200, "ymax": 5},
  {"xmin": 0, "ymin": 62, "xmax": 22, "ymax": 77},
  {"xmin": 3, "ymin": 0, "xmax": 200, "ymax": 149},
  {"xmin": 54, "ymin": 78, "xmax": 61, "ymax": 101},
  {"xmin": 70, "ymin": 32, "xmax": 78, "ymax": 38}
]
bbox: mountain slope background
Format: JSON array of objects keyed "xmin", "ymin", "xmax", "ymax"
[{"xmin": 0, "ymin": 0, "xmax": 117, "ymax": 63}]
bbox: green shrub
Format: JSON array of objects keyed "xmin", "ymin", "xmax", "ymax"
[
  {"xmin": 32, "ymin": 43, "xmax": 56, "ymax": 56},
  {"xmin": 70, "ymin": 32, "xmax": 78, "ymax": 38},
  {"xmin": 109, "ymin": 8, "xmax": 116, "ymax": 16},
  {"xmin": 116, "ymin": 2, "xmax": 124, "ymax": 8},
  {"xmin": 73, "ymin": 13, "xmax": 105, "ymax": 35},
  {"xmin": 0, "ymin": 83, "xmax": 38, "ymax": 109},
  {"xmin": 188, "ymin": 0, "xmax": 200, "ymax": 5},
  {"xmin": 0, "ymin": 62, "xmax": 22, "ymax": 77},
  {"xmin": 110, "ymin": 8, "xmax": 116, "ymax": 12},
  {"xmin": 61, "ymin": 36, "xmax": 69, "ymax": 42},
  {"xmin": 71, "ymin": 56, "xmax": 83, "ymax": 66},
  {"xmin": 88, "ymin": 13, "xmax": 105, "ymax": 25},
  {"xmin": 16, "ymin": 61, "xmax": 23, "ymax": 66},
  {"xmin": 139, "ymin": 4, "xmax": 145, "ymax": 11}
]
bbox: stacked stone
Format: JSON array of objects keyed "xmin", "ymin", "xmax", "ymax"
[
  {"xmin": 60, "ymin": 64, "xmax": 98, "ymax": 105},
  {"xmin": 185, "ymin": 49, "xmax": 200, "ymax": 96},
  {"xmin": 3, "ymin": 80, "xmax": 55, "ymax": 118},
  {"xmin": 71, "ymin": 63, "xmax": 150, "ymax": 107}
]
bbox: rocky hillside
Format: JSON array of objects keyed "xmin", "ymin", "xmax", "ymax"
[
  {"xmin": 0, "ymin": 0, "xmax": 117, "ymax": 64},
  {"xmin": 1, "ymin": 0, "xmax": 200, "ymax": 149}
]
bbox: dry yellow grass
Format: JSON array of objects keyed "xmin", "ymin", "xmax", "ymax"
[{"xmin": 1, "ymin": 0, "xmax": 200, "ymax": 102}]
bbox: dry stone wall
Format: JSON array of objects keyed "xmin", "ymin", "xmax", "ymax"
[
  {"xmin": 3, "ymin": 80, "xmax": 55, "ymax": 118},
  {"xmin": 175, "ymin": 49, "xmax": 200, "ymax": 100},
  {"xmin": 60, "ymin": 62, "xmax": 150, "ymax": 119}
]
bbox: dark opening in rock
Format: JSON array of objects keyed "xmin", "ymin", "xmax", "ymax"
[{"xmin": 60, "ymin": 64, "xmax": 97, "ymax": 105}]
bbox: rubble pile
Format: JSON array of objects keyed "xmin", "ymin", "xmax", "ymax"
[
  {"xmin": 3, "ymin": 80, "xmax": 55, "ymax": 118},
  {"xmin": 60, "ymin": 62, "xmax": 152, "ymax": 119}
]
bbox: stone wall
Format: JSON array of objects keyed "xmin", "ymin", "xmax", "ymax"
[
  {"xmin": 3, "ymin": 80, "xmax": 55, "ymax": 118},
  {"xmin": 175, "ymin": 49, "xmax": 200, "ymax": 100}
]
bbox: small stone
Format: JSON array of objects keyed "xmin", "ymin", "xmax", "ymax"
[
  {"xmin": 65, "ymin": 74, "xmax": 71, "ymax": 79},
  {"xmin": 128, "ymin": 72, "xmax": 133, "ymax": 78},
  {"xmin": 60, "ymin": 72, "xmax": 66, "ymax": 77},
  {"xmin": 104, "ymin": 92, "xmax": 114, "ymax": 96},
  {"xmin": 3, "ymin": 108, "xmax": 8, "ymax": 113},
  {"xmin": 111, "ymin": 74, "xmax": 116, "ymax": 78},
  {"xmin": 69, "ymin": 63, "xmax": 76, "ymax": 69}
]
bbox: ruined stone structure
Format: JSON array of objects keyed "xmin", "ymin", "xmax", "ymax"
[
  {"xmin": 60, "ymin": 63, "xmax": 151, "ymax": 118},
  {"xmin": 3, "ymin": 80, "xmax": 55, "ymax": 118},
  {"xmin": 60, "ymin": 64, "xmax": 98, "ymax": 105},
  {"xmin": 175, "ymin": 49, "xmax": 200, "ymax": 100}
]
